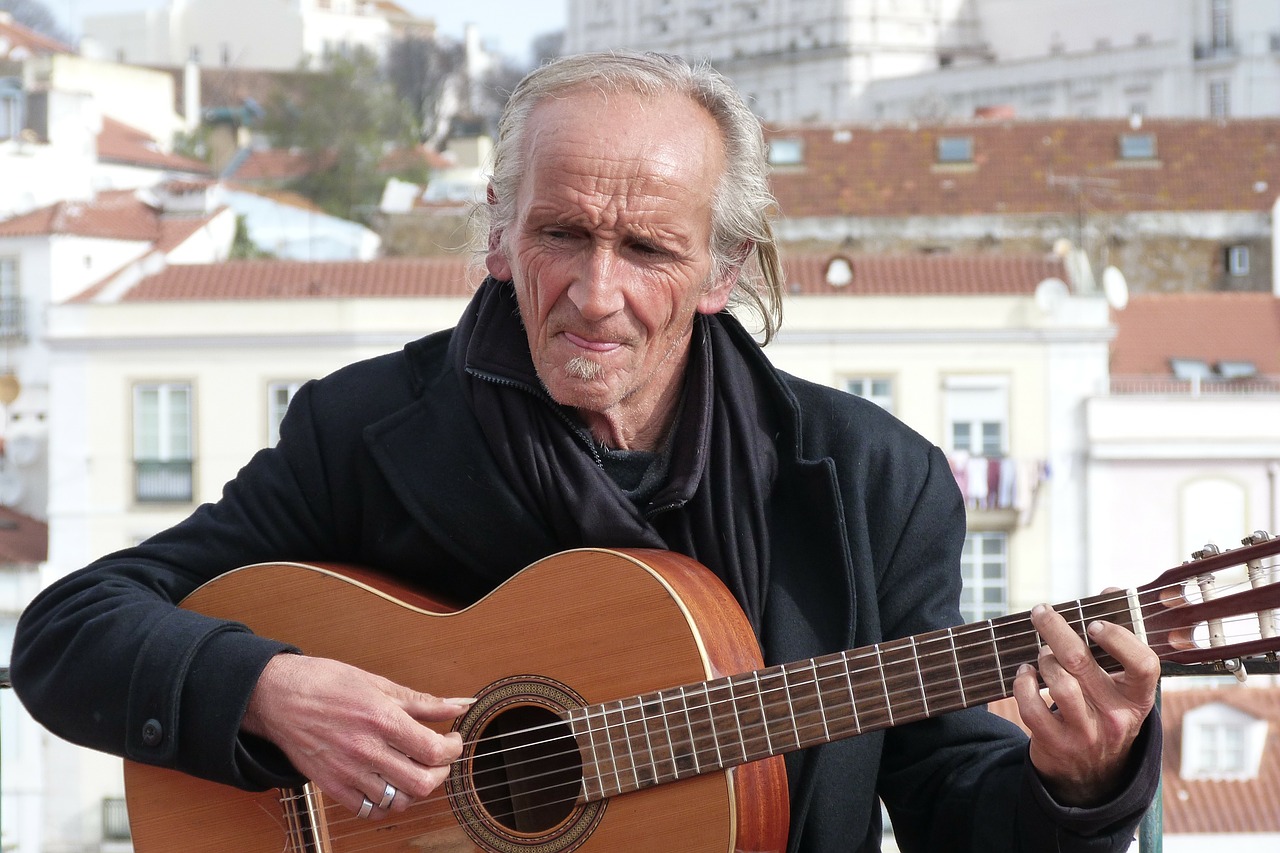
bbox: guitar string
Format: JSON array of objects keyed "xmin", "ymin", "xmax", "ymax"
[
  {"xmin": 282, "ymin": 571, "xmax": 1277, "ymax": 832},
  {"xmin": 285, "ymin": 572, "xmax": 1275, "ymax": 840},
  {"xmin": 296, "ymin": 602, "xmax": 1272, "ymax": 853},
  {"xmin": 276, "ymin": 573, "xmax": 1279, "ymax": 849}
]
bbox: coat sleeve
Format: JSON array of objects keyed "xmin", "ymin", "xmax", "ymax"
[
  {"xmin": 9, "ymin": 379, "xmax": 347, "ymax": 790},
  {"xmin": 874, "ymin": 445, "xmax": 1161, "ymax": 853}
]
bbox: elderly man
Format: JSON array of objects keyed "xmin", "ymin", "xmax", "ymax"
[{"xmin": 12, "ymin": 52, "xmax": 1159, "ymax": 852}]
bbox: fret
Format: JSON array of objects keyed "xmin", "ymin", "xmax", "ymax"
[
  {"xmin": 947, "ymin": 627, "xmax": 967, "ymax": 707},
  {"xmin": 876, "ymin": 645, "xmax": 894, "ymax": 725},
  {"xmin": 678, "ymin": 685, "xmax": 703, "ymax": 776},
  {"xmin": 729, "ymin": 671, "xmax": 771, "ymax": 764},
  {"xmin": 911, "ymin": 629, "xmax": 965, "ymax": 717},
  {"xmin": 702, "ymin": 679, "xmax": 729, "ymax": 768},
  {"xmin": 847, "ymin": 646, "xmax": 891, "ymax": 731},
  {"xmin": 752, "ymin": 670, "xmax": 776, "ymax": 756},
  {"xmin": 839, "ymin": 652, "xmax": 863, "ymax": 735},
  {"xmin": 909, "ymin": 637, "xmax": 929, "ymax": 716},
  {"xmin": 780, "ymin": 659, "xmax": 824, "ymax": 750},
  {"xmin": 877, "ymin": 639, "xmax": 926, "ymax": 723},
  {"xmin": 599, "ymin": 701, "xmax": 628, "ymax": 797},
  {"xmin": 618, "ymin": 697, "xmax": 658, "ymax": 790},
  {"xmin": 721, "ymin": 675, "xmax": 752, "ymax": 766},
  {"xmin": 991, "ymin": 612, "xmax": 1042, "ymax": 693},
  {"xmin": 567, "ymin": 706, "xmax": 607, "ymax": 801},
  {"xmin": 779, "ymin": 666, "xmax": 803, "ymax": 750},
  {"xmin": 657, "ymin": 687, "xmax": 695, "ymax": 781},
  {"xmin": 807, "ymin": 659, "xmax": 831, "ymax": 742}
]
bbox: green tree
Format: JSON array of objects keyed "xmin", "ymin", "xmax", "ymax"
[{"xmin": 259, "ymin": 52, "xmax": 423, "ymax": 222}]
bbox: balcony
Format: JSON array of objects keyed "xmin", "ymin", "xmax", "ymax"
[
  {"xmin": 134, "ymin": 459, "xmax": 193, "ymax": 503},
  {"xmin": 1193, "ymin": 40, "xmax": 1238, "ymax": 61}
]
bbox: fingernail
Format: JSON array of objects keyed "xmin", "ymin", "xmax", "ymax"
[
  {"xmin": 1087, "ymin": 621, "xmax": 1104, "ymax": 637},
  {"xmin": 445, "ymin": 697, "xmax": 477, "ymax": 706},
  {"xmin": 1017, "ymin": 664, "xmax": 1034, "ymax": 677}
]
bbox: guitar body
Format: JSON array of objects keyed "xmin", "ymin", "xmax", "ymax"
[{"xmin": 123, "ymin": 548, "xmax": 789, "ymax": 852}]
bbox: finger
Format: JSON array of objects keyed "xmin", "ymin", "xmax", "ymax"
[
  {"xmin": 375, "ymin": 677, "xmax": 476, "ymax": 722},
  {"xmin": 1031, "ymin": 605, "xmax": 1114, "ymax": 699},
  {"xmin": 1083, "ymin": 619, "xmax": 1161, "ymax": 703},
  {"xmin": 1012, "ymin": 663, "xmax": 1057, "ymax": 730}
]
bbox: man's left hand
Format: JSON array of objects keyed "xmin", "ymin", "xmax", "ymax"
[{"xmin": 1013, "ymin": 599, "xmax": 1161, "ymax": 806}]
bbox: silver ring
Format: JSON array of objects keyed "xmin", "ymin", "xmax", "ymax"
[
  {"xmin": 378, "ymin": 781, "xmax": 397, "ymax": 810},
  {"xmin": 357, "ymin": 797, "xmax": 374, "ymax": 819}
]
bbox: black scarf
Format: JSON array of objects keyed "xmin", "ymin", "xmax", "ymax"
[{"xmin": 452, "ymin": 278, "xmax": 779, "ymax": 632}]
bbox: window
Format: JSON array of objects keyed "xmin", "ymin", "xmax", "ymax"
[
  {"xmin": 945, "ymin": 377, "xmax": 1008, "ymax": 457},
  {"xmin": 134, "ymin": 383, "xmax": 193, "ymax": 502},
  {"xmin": 936, "ymin": 136, "xmax": 973, "ymax": 163},
  {"xmin": 0, "ymin": 78, "xmax": 23, "ymax": 141},
  {"xmin": 844, "ymin": 377, "xmax": 893, "ymax": 414},
  {"xmin": 1180, "ymin": 702, "xmax": 1266, "ymax": 780},
  {"xmin": 1226, "ymin": 245, "xmax": 1249, "ymax": 276},
  {"xmin": 960, "ymin": 532, "xmax": 1007, "ymax": 622},
  {"xmin": 1210, "ymin": 0, "xmax": 1233, "ymax": 50},
  {"xmin": 768, "ymin": 138, "xmax": 804, "ymax": 166},
  {"xmin": 267, "ymin": 381, "xmax": 304, "ymax": 447},
  {"xmin": 0, "ymin": 258, "xmax": 22, "ymax": 340},
  {"xmin": 1209, "ymin": 80, "xmax": 1230, "ymax": 118},
  {"xmin": 1118, "ymin": 133, "xmax": 1156, "ymax": 160}
]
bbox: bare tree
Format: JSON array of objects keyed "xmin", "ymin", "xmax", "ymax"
[{"xmin": 386, "ymin": 36, "xmax": 465, "ymax": 146}]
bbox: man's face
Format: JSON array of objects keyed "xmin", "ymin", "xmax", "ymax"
[{"xmin": 486, "ymin": 88, "xmax": 738, "ymax": 449}]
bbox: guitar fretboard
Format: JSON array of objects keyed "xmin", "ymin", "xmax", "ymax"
[{"xmin": 566, "ymin": 593, "xmax": 1129, "ymax": 801}]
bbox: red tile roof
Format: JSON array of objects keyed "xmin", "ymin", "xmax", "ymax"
[
  {"xmin": 779, "ymin": 252, "xmax": 1068, "ymax": 296},
  {"xmin": 1160, "ymin": 687, "xmax": 1280, "ymax": 835},
  {"xmin": 92, "ymin": 257, "xmax": 481, "ymax": 302},
  {"xmin": 0, "ymin": 190, "xmax": 226, "ymax": 248},
  {"xmin": 79, "ymin": 252, "xmax": 1065, "ymax": 304},
  {"xmin": 1110, "ymin": 293, "xmax": 1280, "ymax": 375},
  {"xmin": 766, "ymin": 119, "xmax": 1280, "ymax": 218},
  {"xmin": 0, "ymin": 190, "xmax": 164, "ymax": 241},
  {"xmin": 232, "ymin": 149, "xmax": 334, "ymax": 183},
  {"xmin": 0, "ymin": 14, "xmax": 74, "ymax": 59},
  {"xmin": 97, "ymin": 117, "xmax": 211, "ymax": 176},
  {"xmin": 0, "ymin": 505, "xmax": 47, "ymax": 564},
  {"xmin": 991, "ymin": 686, "xmax": 1280, "ymax": 835}
]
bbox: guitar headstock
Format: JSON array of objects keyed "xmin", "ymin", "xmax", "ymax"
[{"xmin": 1136, "ymin": 531, "xmax": 1280, "ymax": 667}]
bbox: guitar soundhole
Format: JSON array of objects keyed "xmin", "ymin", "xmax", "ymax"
[
  {"xmin": 449, "ymin": 676, "xmax": 604, "ymax": 852},
  {"xmin": 473, "ymin": 704, "xmax": 581, "ymax": 832}
]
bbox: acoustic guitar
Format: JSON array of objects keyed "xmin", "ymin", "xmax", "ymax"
[{"xmin": 123, "ymin": 538, "xmax": 1280, "ymax": 852}]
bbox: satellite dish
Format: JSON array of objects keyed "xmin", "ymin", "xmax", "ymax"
[
  {"xmin": 1102, "ymin": 265, "xmax": 1129, "ymax": 310},
  {"xmin": 825, "ymin": 256, "xmax": 854, "ymax": 287},
  {"xmin": 1035, "ymin": 277, "xmax": 1069, "ymax": 315}
]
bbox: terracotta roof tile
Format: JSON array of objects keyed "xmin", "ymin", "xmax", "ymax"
[
  {"xmin": 231, "ymin": 149, "xmax": 333, "ymax": 183},
  {"xmin": 767, "ymin": 119, "xmax": 1280, "ymax": 218},
  {"xmin": 0, "ymin": 15, "xmax": 74, "ymax": 59},
  {"xmin": 96, "ymin": 117, "xmax": 211, "ymax": 175},
  {"xmin": 103, "ymin": 257, "xmax": 480, "ymax": 302},
  {"xmin": 1160, "ymin": 687, "xmax": 1280, "ymax": 834},
  {"xmin": 779, "ymin": 251, "xmax": 1067, "ymax": 295},
  {"xmin": 1110, "ymin": 293, "xmax": 1280, "ymax": 375},
  {"xmin": 0, "ymin": 190, "xmax": 163, "ymax": 241}
]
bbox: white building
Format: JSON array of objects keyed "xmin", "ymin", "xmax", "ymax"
[
  {"xmin": 564, "ymin": 0, "xmax": 1280, "ymax": 122},
  {"xmin": 83, "ymin": 0, "xmax": 414, "ymax": 71}
]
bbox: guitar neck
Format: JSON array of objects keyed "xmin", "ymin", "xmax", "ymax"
[{"xmin": 567, "ymin": 592, "xmax": 1129, "ymax": 801}]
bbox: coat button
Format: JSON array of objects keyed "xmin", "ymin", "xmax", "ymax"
[{"xmin": 141, "ymin": 719, "xmax": 163, "ymax": 746}]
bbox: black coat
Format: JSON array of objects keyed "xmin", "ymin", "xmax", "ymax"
[{"xmin": 12, "ymin": 322, "xmax": 1157, "ymax": 852}]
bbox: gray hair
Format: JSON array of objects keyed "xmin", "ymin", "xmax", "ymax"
[{"xmin": 480, "ymin": 51, "xmax": 784, "ymax": 343}]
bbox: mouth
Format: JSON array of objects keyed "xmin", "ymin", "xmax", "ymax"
[{"xmin": 562, "ymin": 331, "xmax": 624, "ymax": 354}]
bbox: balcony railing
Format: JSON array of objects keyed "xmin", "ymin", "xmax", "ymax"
[
  {"xmin": 1108, "ymin": 375, "xmax": 1280, "ymax": 396},
  {"xmin": 1193, "ymin": 40, "xmax": 1237, "ymax": 60},
  {"xmin": 134, "ymin": 459, "xmax": 194, "ymax": 503}
]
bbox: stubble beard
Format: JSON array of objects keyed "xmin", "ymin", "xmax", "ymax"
[{"xmin": 565, "ymin": 354, "xmax": 604, "ymax": 381}]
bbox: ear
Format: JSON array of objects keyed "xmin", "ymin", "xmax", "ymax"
[
  {"xmin": 484, "ymin": 184, "xmax": 513, "ymax": 281},
  {"xmin": 697, "ymin": 242, "xmax": 751, "ymax": 314}
]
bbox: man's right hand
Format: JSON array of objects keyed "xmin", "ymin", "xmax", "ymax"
[{"xmin": 241, "ymin": 654, "xmax": 473, "ymax": 818}]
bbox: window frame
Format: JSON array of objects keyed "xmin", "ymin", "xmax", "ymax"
[{"xmin": 132, "ymin": 382, "xmax": 195, "ymax": 503}]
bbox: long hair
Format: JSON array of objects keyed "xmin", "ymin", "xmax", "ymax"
[{"xmin": 480, "ymin": 51, "xmax": 784, "ymax": 342}]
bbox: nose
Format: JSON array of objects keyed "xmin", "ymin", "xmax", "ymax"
[{"xmin": 566, "ymin": 248, "xmax": 624, "ymax": 320}]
